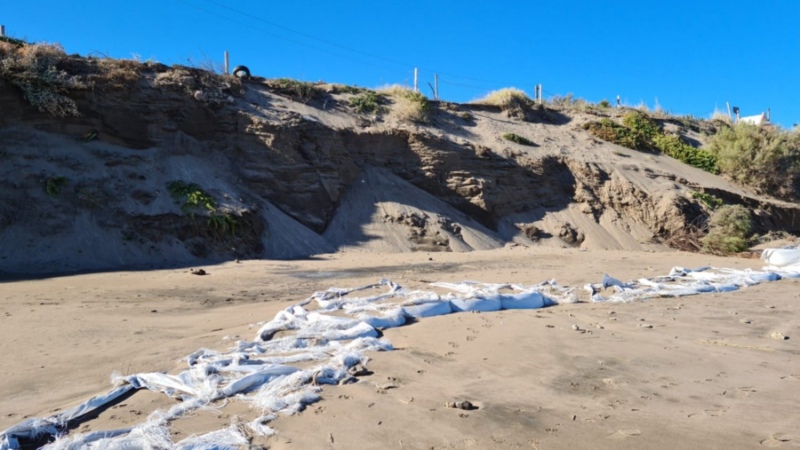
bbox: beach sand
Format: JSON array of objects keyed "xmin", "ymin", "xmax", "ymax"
[{"xmin": 1, "ymin": 248, "xmax": 798, "ymax": 449}]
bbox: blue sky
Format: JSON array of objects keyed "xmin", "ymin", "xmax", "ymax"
[{"xmin": 4, "ymin": 0, "xmax": 799, "ymax": 126}]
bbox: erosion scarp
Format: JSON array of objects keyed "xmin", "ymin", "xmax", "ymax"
[{"xmin": 0, "ymin": 56, "xmax": 798, "ymax": 274}]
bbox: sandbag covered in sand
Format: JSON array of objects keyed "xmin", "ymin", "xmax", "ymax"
[{"xmin": 499, "ymin": 291, "xmax": 545, "ymax": 309}]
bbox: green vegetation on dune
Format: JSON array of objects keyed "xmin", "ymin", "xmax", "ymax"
[
  {"xmin": 708, "ymin": 123, "xmax": 800, "ymax": 200},
  {"xmin": 502, "ymin": 132, "xmax": 536, "ymax": 146},
  {"xmin": 584, "ymin": 112, "xmax": 719, "ymax": 174},
  {"xmin": 702, "ymin": 205, "xmax": 754, "ymax": 254}
]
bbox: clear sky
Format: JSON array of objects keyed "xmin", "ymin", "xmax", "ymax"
[{"xmin": 3, "ymin": 1, "xmax": 799, "ymax": 126}]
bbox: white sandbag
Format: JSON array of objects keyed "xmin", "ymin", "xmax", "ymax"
[
  {"xmin": 448, "ymin": 295, "xmax": 502, "ymax": 312},
  {"xmin": 402, "ymin": 300, "xmax": 453, "ymax": 318},
  {"xmin": 500, "ymin": 291, "xmax": 544, "ymax": 309},
  {"xmin": 319, "ymin": 322, "xmax": 378, "ymax": 341},
  {"xmin": 218, "ymin": 365, "xmax": 298, "ymax": 397},
  {"xmin": 761, "ymin": 248, "xmax": 800, "ymax": 267}
]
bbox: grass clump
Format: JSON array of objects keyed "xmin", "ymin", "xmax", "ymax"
[
  {"xmin": 271, "ymin": 78, "xmax": 318, "ymax": 103},
  {"xmin": 707, "ymin": 123, "xmax": 800, "ymax": 199},
  {"xmin": 502, "ymin": 133, "xmax": 535, "ymax": 146},
  {"xmin": 0, "ymin": 42, "xmax": 85, "ymax": 116},
  {"xmin": 473, "ymin": 88, "xmax": 531, "ymax": 110},
  {"xmin": 701, "ymin": 205, "xmax": 754, "ymax": 254},
  {"xmin": 378, "ymin": 85, "xmax": 429, "ymax": 123},
  {"xmin": 349, "ymin": 91, "xmax": 381, "ymax": 114}
]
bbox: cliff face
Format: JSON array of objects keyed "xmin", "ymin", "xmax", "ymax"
[{"xmin": 0, "ymin": 56, "xmax": 798, "ymax": 274}]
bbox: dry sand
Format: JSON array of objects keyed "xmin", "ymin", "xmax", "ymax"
[{"xmin": 1, "ymin": 248, "xmax": 799, "ymax": 449}]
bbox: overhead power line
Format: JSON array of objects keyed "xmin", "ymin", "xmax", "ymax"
[{"xmin": 185, "ymin": 0, "xmax": 508, "ymax": 86}]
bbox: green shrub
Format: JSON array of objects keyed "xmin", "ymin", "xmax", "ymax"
[
  {"xmin": 582, "ymin": 119, "xmax": 643, "ymax": 149},
  {"xmin": 702, "ymin": 205, "xmax": 754, "ymax": 254},
  {"xmin": 707, "ymin": 123, "xmax": 800, "ymax": 199},
  {"xmin": 652, "ymin": 134, "xmax": 719, "ymax": 173},
  {"xmin": 502, "ymin": 133, "xmax": 535, "ymax": 146},
  {"xmin": 349, "ymin": 91, "xmax": 381, "ymax": 114},
  {"xmin": 598, "ymin": 99, "xmax": 611, "ymax": 108},
  {"xmin": 621, "ymin": 112, "xmax": 660, "ymax": 146}
]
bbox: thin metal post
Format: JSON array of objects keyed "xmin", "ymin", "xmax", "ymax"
[
  {"xmin": 434, "ymin": 73, "xmax": 439, "ymax": 100},
  {"xmin": 413, "ymin": 68, "xmax": 418, "ymax": 93},
  {"xmin": 224, "ymin": 51, "xmax": 230, "ymax": 75}
]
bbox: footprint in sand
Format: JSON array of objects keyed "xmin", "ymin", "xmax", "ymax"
[
  {"xmin": 688, "ymin": 408, "xmax": 727, "ymax": 419},
  {"xmin": 760, "ymin": 433, "xmax": 793, "ymax": 447},
  {"xmin": 606, "ymin": 429, "xmax": 641, "ymax": 439},
  {"xmin": 734, "ymin": 386, "xmax": 757, "ymax": 397}
]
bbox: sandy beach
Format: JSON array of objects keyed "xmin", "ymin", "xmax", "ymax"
[{"xmin": 2, "ymin": 248, "xmax": 798, "ymax": 449}]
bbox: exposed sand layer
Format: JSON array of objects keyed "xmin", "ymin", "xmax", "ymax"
[
  {"xmin": 2, "ymin": 59, "xmax": 799, "ymax": 275},
  {"xmin": 2, "ymin": 248, "xmax": 798, "ymax": 449}
]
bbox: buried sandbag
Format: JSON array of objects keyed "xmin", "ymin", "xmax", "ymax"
[{"xmin": 499, "ymin": 291, "xmax": 545, "ymax": 309}]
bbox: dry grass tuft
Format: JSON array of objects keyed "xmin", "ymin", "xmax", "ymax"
[
  {"xmin": 710, "ymin": 107, "xmax": 733, "ymax": 125},
  {"xmin": 94, "ymin": 59, "xmax": 142, "ymax": 89},
  {"xmin": 377, "ymin": 84, "xmax": 429, "ymax": 123},
  {"xmin": 472, "ymin": 87, "xmax": 531, "ymax": 110}
]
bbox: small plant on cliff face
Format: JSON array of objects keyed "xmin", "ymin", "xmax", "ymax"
[
  {"xmin": 208, "ymin": 212, "xmax": 238, "ymax": 236},
  {"xmin": 167, "ymin": 181, "xmax": 216, "ymax": 215},
  {"xmin": 691, "ymin": 191, "xmax": 723, "ymax": 210},
  {"xmin": 702, "ymin": 204, "xmax": 754, "ymax": 254},
  {"xmin": 502, "ymin": 132, "xmax": 536, "ymax": 146}
]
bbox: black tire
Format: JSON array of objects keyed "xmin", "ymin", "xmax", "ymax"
[{"xmin": 232, "ymin": 65, "xmax": 251, "ymax": 79}]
